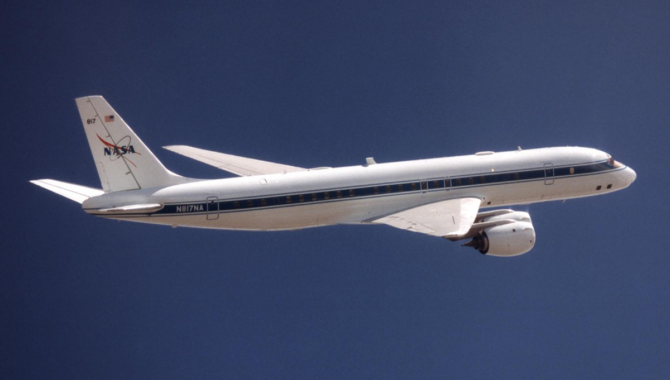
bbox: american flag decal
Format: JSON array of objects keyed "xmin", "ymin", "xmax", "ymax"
[{"xmin": 105, "ymin": 115, "xmax": 115, "ymax": 122}]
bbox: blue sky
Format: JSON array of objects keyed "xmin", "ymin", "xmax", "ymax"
[{"xmin": 2, "ymin": 1, "xmax": 669, "ymax": 378}]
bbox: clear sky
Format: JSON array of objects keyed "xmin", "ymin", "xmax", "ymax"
[{"xmin": 2, "ymin": 0, "xmax": 669, "ymax": 378}]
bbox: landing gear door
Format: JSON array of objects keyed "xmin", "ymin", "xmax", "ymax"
[
  {"xmin": 544, "ymin": 163, "xmax": 554, "ymax": 185},
  {"xmin": 206, "ymin": 196, "xmax": 219, "ymax": 220}
]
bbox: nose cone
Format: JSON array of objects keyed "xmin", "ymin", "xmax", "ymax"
[{"xmin": 624, "ymin": 166, "xmax": 637, "ymax": 185}]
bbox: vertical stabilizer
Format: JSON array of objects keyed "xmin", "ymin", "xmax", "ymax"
[{"xmin": 76, "ymin": 96, "xmax": 187, "ymax": 192}]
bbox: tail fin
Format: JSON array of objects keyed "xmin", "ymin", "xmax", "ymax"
[{"xmin": 76, "ymin": 96, "xmax": 188, "ymax": 192}]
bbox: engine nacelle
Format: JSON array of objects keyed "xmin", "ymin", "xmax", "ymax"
[
  {"xmin": 482, "ymin": 211, "xmax": 531, "ymax": 224},
  {"xmin": 465, "ymin": 218, "xmax": 536, "ymax": 257}
]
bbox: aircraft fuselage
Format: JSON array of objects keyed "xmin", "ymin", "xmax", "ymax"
[{"xmin": 82, "ymin": 146, "xmax": 636, "ymax": 231}]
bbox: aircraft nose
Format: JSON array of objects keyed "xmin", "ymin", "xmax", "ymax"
[{"xmin": 624, "ymin": 166, "xmax": 636, "ymax": 184}]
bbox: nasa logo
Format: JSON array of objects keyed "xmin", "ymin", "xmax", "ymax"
[
  {"xmin": 103, "ymin": 145, "xmax": 136, "ymax": 156},
  {"xmin": 96, "ymin": 134, "xmax": 141, "ymax": 167},
  {"xmin": 97, "ymin": 134, "xmax": 140, "ymax": 156}
]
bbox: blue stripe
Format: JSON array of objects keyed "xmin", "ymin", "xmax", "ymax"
[{"xmin": 93, "ymin": 161, "xmax": 622, "ymax": 218}]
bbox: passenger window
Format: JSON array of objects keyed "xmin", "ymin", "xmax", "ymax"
[
  {"xmin": 261, "ymin": 199, "xmax": 267, "ymax": 206},
  {"xmin": 336, "ymin": 191, "xmax": 342, "ymax": 198},
  {"xmin": 468, "ymin": 178, "xmax": 474, "ymax": 185},
  {"xmin": 607, "ymin": 184, "xmax": 612, "ymax": 189},
  {"xmin": 570, "ymin": 167, "xmax": 575, "ymax": 175},
  {"xmin": 421, "ymin": 182, "xmax": 428, "ymax": 190},
  {"xmin": 480, "ymin": 176, "xmax": 486, "ymax": 183},
  {"xmin": 349, "ymin": 189, "xmax": 355, "ymax": 197},
  {"xmin": 411, "ymin": 183, "xmax": 417, "ymax": 191},
  {"xmin": 373, "ymin": 187, "xmax": 379, "ymax": 194},
  {"xmin": 386, "ymin": 186, "xmax": 391, "ymax": 193},
  {"xmin": 234, "ymin": 201, "xmax": 239, "ymax": 209},
  {"xmin": 324, "ymin": 192, "xmax": 330, "ymax": 200},
  {"xmin": 299, "ymin": 194, "xmax": 305, "ymax": 202},
  {"xmin": 286, "ymin": 196, "xmax": 292, "ymax": 203},
  {"xmin": 596, "ymin": 185, "xmax": 602, "ymax": 191},
  {"xmin": 247, "ymin": 200, "xmax": 253, "ymax": 207},
  {"xmin": 455, "ymin": 179, "xmax": 461, "ymax": 186},
  {"xmin": 398, "ymin": 184, "xmax": 403, "ymax": 192},
  {"xmin": 514, "ymin": 173, "xmax": 520, "ymax": 180}
]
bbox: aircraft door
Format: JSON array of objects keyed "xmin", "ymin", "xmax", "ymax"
[
  {"xmin": 206, "ymin": 196, "xmax": 219, "ymax": 220},
  {"xmin": 544, "ymin": 163, "xmax": 554, "ymax": 185}
]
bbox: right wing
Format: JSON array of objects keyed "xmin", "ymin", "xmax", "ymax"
[
  {"xmin": 371, "ymin": 197, "xmax": 482, "ymax": 238},
  {"xmin": 164, "ymin": 145, "xmax": 305, "ymax": 177}
]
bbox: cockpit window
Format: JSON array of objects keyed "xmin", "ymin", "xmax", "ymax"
[{"xmin": 607, "ymin": 155, "xmax": 624, "ymax": 168}]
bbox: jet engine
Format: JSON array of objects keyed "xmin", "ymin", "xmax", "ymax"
[{"xmin": 463, "ymin": 211, "xmax": 536, "ymax": 257}]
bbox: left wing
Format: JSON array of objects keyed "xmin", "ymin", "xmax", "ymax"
[
  {"xmin": 30, "ymin": 179, "xmax": 104, "ymax": 203},
  {"xmin": 164, "ymin": 145, "xmax": 305, "ymax": 176},
  {"xmin": 371, "ymin": 198, "xmax": 481, "ymax": 238}
]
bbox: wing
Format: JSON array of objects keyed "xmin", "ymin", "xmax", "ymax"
[
  {"xmin": 164, "ymin": 145, "xmax": 305, "ymax": 176},
  {"xmin": 371, "ymin": 197, "xmax": 482, "ymax": 238}
]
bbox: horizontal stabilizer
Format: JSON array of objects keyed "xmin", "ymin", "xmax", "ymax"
[
  {"xmin": 164, "ymin": 145, "xmax": 305, "ymax": 176},
  {"xmin": 30, "ymin": 179, "xmax": 103, "ymax": 204}
]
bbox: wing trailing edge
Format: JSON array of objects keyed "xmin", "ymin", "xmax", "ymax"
[{"xmin": 371, "ymin": 198, "xmax": 482, "ymax": 238}]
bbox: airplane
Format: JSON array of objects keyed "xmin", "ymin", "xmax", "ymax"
[{"xmin": 31, "ymin": 96, "xmax": 637, "ymax": 257}]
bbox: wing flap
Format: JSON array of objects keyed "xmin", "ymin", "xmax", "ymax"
[
  {"xmin": 372, "ymin": 198, "xmax": 482, "ymax": 238},
  {"xmin": 30, "ymin": 179, "xmax": 104, "ymax": 204},
  {"xmin": 164, "ymin": 145, "xmax": 305, "ymax": 176}
]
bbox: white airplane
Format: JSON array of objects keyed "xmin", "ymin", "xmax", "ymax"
[{"xmin": 32, "ymin": 96, "xmax": 636, "ymax": 257}]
